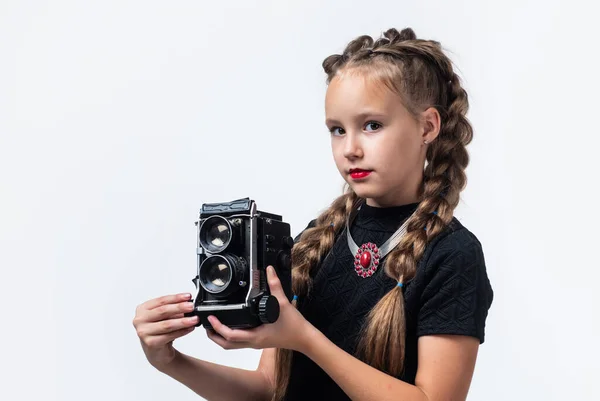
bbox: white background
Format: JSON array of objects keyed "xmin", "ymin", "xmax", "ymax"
[{"xmin": 1, "ymin": 1, "xmax": 598, "ymax": 400}]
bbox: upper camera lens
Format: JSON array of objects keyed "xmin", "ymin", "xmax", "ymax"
[
  {"xmin": 208, "ymin": 222, "xmax": 230, "ymax": 248},
  {"xmin": 199, "ymin": 216, "xmax": 232, "ymax": 253}
]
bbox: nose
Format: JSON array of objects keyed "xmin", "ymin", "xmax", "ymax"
[{"xmin": 343, "ymin": 132, "xmax": 363, "ymax": 160}]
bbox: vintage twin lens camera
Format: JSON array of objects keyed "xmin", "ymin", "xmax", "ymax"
[{"xmin": 184, "ymin": 198, "xmax": 294, "ymax": 329}]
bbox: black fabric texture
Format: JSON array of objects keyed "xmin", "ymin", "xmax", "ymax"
[{"xmin": 283, "ymin": 202, "xmax": 494, "ymax": 401}]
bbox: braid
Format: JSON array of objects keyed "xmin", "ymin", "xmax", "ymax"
[{"xmin": 290, "ymin": 189, "xmax": 358, "ymax": 299}]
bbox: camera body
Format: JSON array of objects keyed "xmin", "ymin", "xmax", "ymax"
[{"xmin": 184, "ymin": 198, "xmax": 294, "ymax": 330}]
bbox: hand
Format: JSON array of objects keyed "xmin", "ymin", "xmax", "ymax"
[
  {"xmin": 206, "ymin": 266, "xmax": 314, "ymax": 353},
  {"xmin": 133, "ymin": 293, "xmax": 200, "ymax": 369}
]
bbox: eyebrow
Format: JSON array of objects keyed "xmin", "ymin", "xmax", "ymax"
[{"xmin": 325, "ymin": 111, "xmax": 388, "ymax": 126}]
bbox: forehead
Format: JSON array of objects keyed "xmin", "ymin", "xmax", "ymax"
[{"xmin": 325, "ymin": 69, "xmax": 401, "ymax": 115}]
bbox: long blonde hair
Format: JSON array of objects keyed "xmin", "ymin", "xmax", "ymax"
[{"xmin": 272, "ymin": 27, "xmax": 473, "ymax": 401}]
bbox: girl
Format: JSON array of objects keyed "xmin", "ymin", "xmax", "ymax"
[{"xmin": 133, "ymin": 27, "xmax": 494, "ymax": 401}]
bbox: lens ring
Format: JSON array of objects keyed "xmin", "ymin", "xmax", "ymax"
[
  {"xmin": 199, "ymin": 255, "xmax": 233, "ymax": 294},
  {"xmin": 199, "ymin": 216, "xmax": 232, "ymax": 253}
]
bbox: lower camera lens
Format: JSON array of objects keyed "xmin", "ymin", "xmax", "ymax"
[{"xmin": 199, "ymin": 254, "xmax": 246, "ymax": 295}]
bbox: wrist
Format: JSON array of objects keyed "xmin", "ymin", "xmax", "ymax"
[
  {"xmin": 296, "ymin": 321, "xmax": 322, "ymax": 356},
  {"xmin": 154, "ymin": 348, "xmax": 184, "ymax": 374}
]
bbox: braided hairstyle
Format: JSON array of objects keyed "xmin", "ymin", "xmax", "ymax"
[{"xmin": 272, "ymin": 27, "xmax": 473, "ymax": 400}]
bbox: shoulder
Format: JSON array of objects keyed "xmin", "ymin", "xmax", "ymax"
[
  {"xmin": 419, "ymin": 217, "xmax": 486, "ymax": 277},
  {"xmin": 293, "ymin": 219, "xmax": 318, "ymax": 244}
]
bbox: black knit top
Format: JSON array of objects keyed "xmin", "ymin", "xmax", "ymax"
[{"xmin": 283, "ymin": 202, "xmax": 494, "ymax": 401}]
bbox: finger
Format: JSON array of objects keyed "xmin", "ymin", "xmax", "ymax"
[
  {"xmin": 142, "ymin": 293, "xmax": 192, "ymax": 311},
  {"xmin": 144, "ymin": 301, "xmax": 195, "ymax": 323},
  {"xmin": 206, "ymin": 328, "xmax": 244, "ymax": 350},
  {"xmin": 207, "ymin": 316, "xmax": 253, "ymax": 343},
  {"xmin": 266, "ymin": 266, "xmax": 286, "ymax": 302},
  {"xmin": 146, "ymin": 326, "xmax": 196, "ymax": 348},
  {"xmin": 142, "ymin": 315, "xmax": 199, "ymax": 336}
]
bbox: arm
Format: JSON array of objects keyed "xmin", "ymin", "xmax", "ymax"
[
  {"xmin": 300, "ymin": 329, "xmax": 479, "ymax": 401},
  {"xmin": 157, "ymin": 347, "xmax": 275, "ymax": 401},
  {"xmin": 133, "ymin": 292, "xmax": 275, "ymax": 401}
]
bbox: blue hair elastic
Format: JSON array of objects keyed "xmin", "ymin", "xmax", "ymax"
[
  {"xmin": 397, "ymin": 282, "xmax": 403, "ymax": 288},
  {"xmin": 424, "ymin": 211, "xmax": 438, "ymax": 231},
  {"xmin": 292, "ymin": 295, "xmax": 298, "ymax": 301}
]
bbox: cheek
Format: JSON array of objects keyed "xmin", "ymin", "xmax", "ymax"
[
  {"xmin": 376, "ymin": 136, "xmax": 417, "ymax": 171},
  {"xmin": 331, "ymin": 142, "xmax": 345, "ymax": 171}
]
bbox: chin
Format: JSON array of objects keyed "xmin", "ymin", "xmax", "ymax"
[{"xmin": 347, "ymin": 183, "xmax": 380, "ymax": 200}]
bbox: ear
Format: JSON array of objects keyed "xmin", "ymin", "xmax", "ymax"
[{"xmin": 419, "ymin": 107, "xmax": 442, "ymax": 143}]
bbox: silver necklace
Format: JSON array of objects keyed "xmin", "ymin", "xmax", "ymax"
[{"xmin": 346, "ymin": 200, "xmax": 415, "ymax": 278}]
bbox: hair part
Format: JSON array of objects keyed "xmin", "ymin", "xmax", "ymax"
[{"xmin": 272, "ymin": 27, "xmax": 473, "ymax": 400}]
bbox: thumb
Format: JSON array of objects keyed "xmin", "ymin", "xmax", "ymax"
[{"xmin": 266, "ymin": 265, "xmax": 286, "ymax": 302}]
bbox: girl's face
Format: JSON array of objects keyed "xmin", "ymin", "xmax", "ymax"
[{"xmin": 325, "ymin": 70, "xmax": 440, "ymax": 208}]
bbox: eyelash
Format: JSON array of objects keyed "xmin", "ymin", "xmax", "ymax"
[{"xmin": 329, "ymin": 121, "xmax": 383, "ymax": 136}]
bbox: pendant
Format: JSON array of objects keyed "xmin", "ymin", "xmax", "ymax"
[
  {"xmin": 346, "ymin": 199, "xmax": 416, "ymax": 279},
  {"xmin": 353, "ymin": 242, "xmax": 380, "ymax": 278}
]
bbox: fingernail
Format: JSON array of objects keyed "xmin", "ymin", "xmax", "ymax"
[{"xmin": 182, "ymin": 293, "xmax": 191, "ymax": 299}]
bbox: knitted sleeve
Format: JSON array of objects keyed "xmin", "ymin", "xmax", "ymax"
[{"xmin": 416, "ymin": 229, "xmax": 494, "ymax": 343}]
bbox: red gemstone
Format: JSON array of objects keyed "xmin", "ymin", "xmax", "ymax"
[
  {"xmin": 361, "ymin": 272, "xmax": 367, "ymax": 278},
  {"xmin": 374, "ymin": 259, "xmax": 379, "ymax": 266},
  {"xmin": 373, "ymin": 246, "xmax": 379, "ymax": 253},
  {"xmin": 360, "ymin": 251, "xmax": 371, "ymax": 268}
]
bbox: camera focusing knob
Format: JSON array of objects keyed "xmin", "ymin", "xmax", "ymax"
[
  {"xmin": 258, "ymin": 295, "xmax": 280, "ymax": 324},
  {"xmin": 277, "ymin": 251, "xmax": 291, "ymax": 271},
  {"xmin": 282, "ymin": 236, "xmax": 294, "ymax": 250}
]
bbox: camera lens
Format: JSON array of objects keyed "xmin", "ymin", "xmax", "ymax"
[
  {"xmin": 207, "ymin": 223, "xmax": 229, "ymax": 248},
  {"xmin": 199, "ymin": 254, "xmax": 246, "ymax": 295},
  {"xmin": 206, "ymin": 258, "xmax": 230, "ymax": 287},
  {"xmin": 199, "ymin": 216, "xmax": 233, "ymax": 253}
]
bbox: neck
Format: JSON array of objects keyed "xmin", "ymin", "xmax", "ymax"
[
  {"xmin": 365, "ymin": 189, "xmax": 422, "ymax": 208},
  {"xmin": 365, "ymin": 197, "xmax": 418, "ymax": 208}
]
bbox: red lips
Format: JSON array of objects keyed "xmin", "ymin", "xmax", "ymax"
[{"xmin": 349, "ymin": 169, "xmax": 372, "ymax": 179}]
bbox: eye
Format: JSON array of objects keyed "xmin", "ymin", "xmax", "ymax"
[
  {"xmin": 365, "ymin": 121, "xmax": 382, "ymax": 132},
  {"xmin": 329, "ymin": 126, "xmax": 345, "ymax": 136}
]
